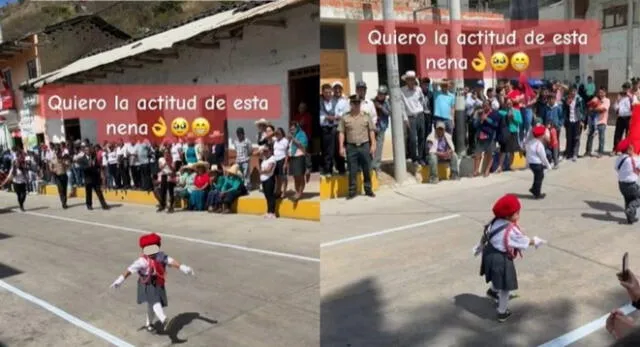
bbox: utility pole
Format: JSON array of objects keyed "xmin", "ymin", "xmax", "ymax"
[
  {"xmin": 563, "ymin": 0, "xmax": 572, "ymax": 82},
  {"xmin": 382, "ymin": 0, "xmax": 407, "ymax": 183},
  {"xmin": 626, "ymin": 0, "xmax": 634, "ymax": 81},
  {"xmin": 450, "ymin": 0, "xmax": 466, "ymax": 155}
]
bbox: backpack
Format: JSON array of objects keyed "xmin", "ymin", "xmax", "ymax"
[{"xmin": 477, "ymin": 221, "xmax": 509, "ymax": 254}]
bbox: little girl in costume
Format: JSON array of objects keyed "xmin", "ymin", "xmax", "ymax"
[
  {"xmin": 475, "ymin": 194, "xmax": 547, "ymax": 322},
  {"xmin": 110, "ymin": 233, "xmax": 195, "ymax": 333}
]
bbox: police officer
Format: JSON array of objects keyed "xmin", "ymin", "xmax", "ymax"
[{"xmin": 338, "ymin": 95, "xmax": 376, "ymax": 200}]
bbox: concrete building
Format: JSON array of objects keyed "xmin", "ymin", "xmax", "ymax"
[
  {"xmin": 23, "ymin": 0, "xmax": 320, "ymax": 148},
  {"xmin": 0, "ymin": 15, "xmax": 130, "ymax": 149}
]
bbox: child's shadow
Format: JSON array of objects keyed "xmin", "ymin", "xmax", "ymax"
[{"xmin": 162, "ymin": 312, "xmax": 218, "ymax": 344}]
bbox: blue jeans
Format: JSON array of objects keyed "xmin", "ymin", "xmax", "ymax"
[
  {"xmin": 520, "ymin": 107, "xmax": 533, "ymax": 143},
  {"xmin": 586, "ymin": 123, "xmax": 606, "ymax": 154},
  {"xmin": 237, "ymin": 161, "xmax": 251, "ymax": 188}
]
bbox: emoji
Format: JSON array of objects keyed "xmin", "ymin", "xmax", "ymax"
[
  {"xmin": 191, "ymin": 117, "xmax": 210, "ymax": 137},
  {"xmin": 471, "ymin": 52, "xmax": 487, "ymax": 72},
  {"xmin": 170, "ymin": 117, "xmax": 189, "ymax": 137},
  {"xmin": 151, "ymin": 116, "xmax": 167, "ymax": 137},
  {"xmin": 510, "ymin": 52, "xmax": 530, "ymax": 72},
  {"xmin": 490, "ymin": 52, "xmax": 509, "ymax": 72}
]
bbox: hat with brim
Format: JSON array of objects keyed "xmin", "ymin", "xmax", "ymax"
[
  {"xmin": 193, "ymin": 161, "xmax": 210, "ymax": 170},
  {"xmin": 225, "ymin": 164, "xmax": 241, "ymax": 176},
  {"xmin": 435, "ymin": 121, "xmax": 446, "ymax": 130},
  {"xmin": 401, "ymin": 70, "xmax": 417, "ymax": 81}
]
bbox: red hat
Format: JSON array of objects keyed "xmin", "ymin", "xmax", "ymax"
[
  {"xmin": 616, "ymin": 138, "xmax": 631, "ymax": 153},
  {"xmin": 139, "ymin": 233, "xmax": 161, "ymax": 255},
  {"xmin": 492, "ymin": 194, "xmax": 521, "ymax": 219},
  {"xmin": 532, "ymin": 125, "xmax": 546, "ymax": 138}
]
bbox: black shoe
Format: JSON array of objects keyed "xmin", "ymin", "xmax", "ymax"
[
  {"xmin": 19, "ymin": 206, "xmax": 25, "ymax": 212},
  {"xmin": 535, "ymin": 193, "xmax": 546, "ymax": 200},
  {"xmin": 87, "ymin": 206, "xmax": 93, "ymax": 210},
  {"xmin": 62, "ymin": 203, "xmax": 68, "ymax": 209},
  {"xmin": 365, "ymin": 191, "xmax": 376, "ymax": 197},
  {"xmin": 346, "ymin": 194, "xmax": 356, "ymax": 200},
  {"xmin": 102, "ymin": 205, "xmax": 110, "ymax": 210},
  {"xmin": 157, "ymin": 207, "xmax": 165, "ymax": 212},
  {"xmin": 497, "ymin": 310, "xmax": 512, "ymax": 322}
]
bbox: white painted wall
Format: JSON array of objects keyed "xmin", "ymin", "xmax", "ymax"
[
  {"xmin": 345, "ymin": 23, "xmax": 379, "ymax": 99},
  {"xmin": 80, "ymin": 4, "xmax": 320, "ymax": 142}
]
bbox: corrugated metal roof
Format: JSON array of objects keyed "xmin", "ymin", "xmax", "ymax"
[{"xmin": 28, "ymin": 0, "xmax": 308, "ymax": 88}]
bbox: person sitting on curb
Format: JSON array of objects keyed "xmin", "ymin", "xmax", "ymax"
[
  {"xmin": 426, "ymin": 121, "xmax": 460, "ymax": 183},
  {"xmin": 218, "ymin": 164, "xmax": 248, "ymax": 214}
]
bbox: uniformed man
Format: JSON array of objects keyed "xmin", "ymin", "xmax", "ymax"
[{"xmin": 338, "ymin": 95, "xmax": 376, "ymax": 200}]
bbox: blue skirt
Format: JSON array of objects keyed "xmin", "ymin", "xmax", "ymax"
[{"xmin": 189, "ymin": 190, "xmax": 206, "ymax": 210}]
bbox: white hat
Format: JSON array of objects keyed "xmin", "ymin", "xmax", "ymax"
[
  {"xmin": 401, "ymin": 71, "xmax": 417, "ymax": 81},
  {"xmin": 254, "ymin": 118, "xmax": 269, "ymax": 125},
  {"xmin": 332, "ymin": 81, "xmax": 344, "ymax": 88}
]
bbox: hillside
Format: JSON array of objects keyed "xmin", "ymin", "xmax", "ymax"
[{"xmin": 0, "ymin": 1, "xmax": 242, "ymax": 41}]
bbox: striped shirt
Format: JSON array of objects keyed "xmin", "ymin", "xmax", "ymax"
[{"xmin": 233, "ymin": 138, "xmax": 252, "ymax": 164}]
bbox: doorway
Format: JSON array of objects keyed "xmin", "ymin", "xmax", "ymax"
[
  {"xmin": 593, "ymin": 70, "xmax": 609, "ymax": 91},
  {"xmin": 63, "ymin": 118, "xmax": 81, "ymax": 142},
  {"xmin": 288, "ymin": 65, "xmax": 320, "ymax": 171}
]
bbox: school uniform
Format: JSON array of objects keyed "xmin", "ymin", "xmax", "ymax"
[
  {"xmin": 476, "ymin": 194, "xmax": 546, "ymax": 322},
  {"xmin": 614, "ymin": 146, "xmax": 640, "ymax": 224},
  {"xmin": 110, "ymin": 233, "xmax": 194, "ymax": 333},
  {"xmin": 525, "ymin": 127, "xmax": 552, "ymax": 199}
]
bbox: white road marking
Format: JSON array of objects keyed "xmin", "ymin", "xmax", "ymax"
[
  {"xmin": 320, "ymin": 214, "xmax": 461, "ymax": 248},
  {"xmin": 537, "ymin": 303, "xmax": 636, "ymax": 347},
  {"xmin": 17, "ymin": 210, "xmax": 320, "ymax": 263},
  {"xmin": 0, "ymin": 280, "xmax": 135, "ymax": 347}
]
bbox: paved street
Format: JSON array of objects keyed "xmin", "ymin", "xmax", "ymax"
[
  {"xmin": 321, "ymin": 152, "xmax": 640, "ymax": 347},
  {"xmin": 0, "ymin": 193, "xmax": 320, "ymax": 347}
]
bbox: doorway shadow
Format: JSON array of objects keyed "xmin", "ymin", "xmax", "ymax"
[{"xmin": 160, "ymin": 312, "xmax": 218, "ymax": 344}]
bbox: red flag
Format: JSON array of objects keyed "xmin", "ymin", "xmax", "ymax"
[{"xmin": 629, "ymin": 104, "xmax": 640, "ymax": 154}]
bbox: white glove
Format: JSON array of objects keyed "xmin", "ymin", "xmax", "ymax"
[
  {"xmin": 533, "ymin": 236, "xmax": 547, "ymax": 248},
  {"xmin": 110, "ymin": 275, "xmax": 125, "ymax": 289},
  {"xmin": 179, "ymin": 264, "xmax": 194, "ymax": 276}
]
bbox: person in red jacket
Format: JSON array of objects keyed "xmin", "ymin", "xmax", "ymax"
[{"xmin": 110, "ymin": 233, "xmax": 195, "ymax": 333}]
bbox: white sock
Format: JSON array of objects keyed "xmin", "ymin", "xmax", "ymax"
[
  {"xmin": 152, "ymin": 302, "xmax": 167, "ymax": 323},
  {"xmin": 146, "ymin": 304, "xmax": 154, "ymax": 326},
  {"xmin": 497, "ymin": 290, "xmax": 510, "ymax": 314}
]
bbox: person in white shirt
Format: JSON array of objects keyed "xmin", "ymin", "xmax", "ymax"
[
  {"xmin": 259, "ymin": 144, "xmax": 277, "ymax": 219},
  {"xmin": 2, "ymin": 153, "xmax": 30, "ymax": 211},
  {"xmin": 129, "ymin": 140, "xmax": 140, "ymax": 188},
  {"xmin": 170, "ymin": 141, "xmax": 183, "ymax": 171},
  {"xmin": 613, "ymin": 83, "xmax": 636, "ymax": 154},
  {"xmin": 526, "ymin": 125, "xmax": 552, "ymax": 199},
  {"xmin": 272, "ymin": 128, "xmax": 290, "ymax": 198},
  {"xmin": 110, "ymin": 233, "xmax": 194, "ymax": 334},
  {"xmin": 615, "ymin": 138, "xmax": 640, "ymax": 224},
  {"xmin": 107, "ymin": 143, "xmax": 120, "ymax": 189}
]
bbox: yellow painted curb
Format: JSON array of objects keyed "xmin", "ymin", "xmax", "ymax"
[
  {"xmin": 511, "ymin": 152, "xmax": 527, "ymax": 170},
  {"xmin": 319, "ymin": 171, "xmax": 379, "ymax": 200},
  {"xmin": 418, "ymin": 163, "xmax": 452, "ymax": 183},
  {"xmin": 42, "ymin": 185, "xmax": 320, "ymax": 222}
]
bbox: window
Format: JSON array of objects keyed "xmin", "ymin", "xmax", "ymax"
[
  {"xmin": 26, "ymin": 59, "xmax": 38, "ymax": 79},
  {"xmin": 2, "ymin": 69, "xmax": 12, "ymax": 89},
  {"xmin": 603, "ymin": 4, "xmax": 637, "ymax": 29},
  {"xmin": 320, "ymin": 24, "xmax": 345, "ymax": 50}
]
